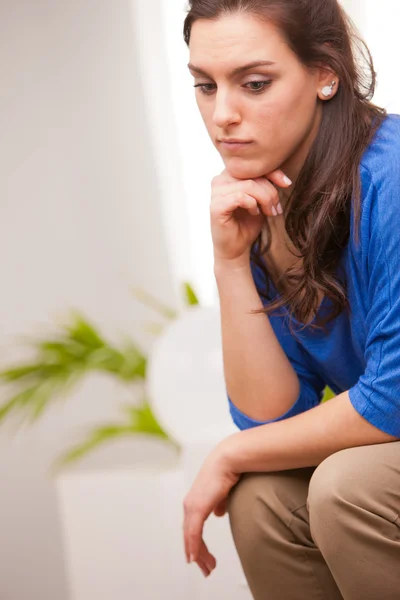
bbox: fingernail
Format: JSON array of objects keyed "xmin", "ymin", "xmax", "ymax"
[
  {"xmin": 283, "ymin": 175, "xmax": 292, "ymax": 185},
  {"xmin": 190, "ymin": 554, "xmax": 195, "ymax": 563},
  {"xmin": 271, "ymin": 206, "xmax": 278, "ymax": 217},
  {"xmin": 277, "ymin": 202, "xmax": 283, "ymax": 215}
]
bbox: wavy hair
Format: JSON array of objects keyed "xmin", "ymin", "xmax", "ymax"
[{"xmin": 183, "ymin": 0, "xmax": 386, "ymax": 332}]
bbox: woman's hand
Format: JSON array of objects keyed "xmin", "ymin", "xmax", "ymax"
[
  {"xmin": 183, "ymin": 444, "xmax": 239, "ymax": 578},
  {"xmin": 210, "ymin": 169, "xmax": 292, "ymax": 265}
]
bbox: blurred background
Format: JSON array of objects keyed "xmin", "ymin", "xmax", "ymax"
[{"xmin": 0, "ymin": 1, "xmax": 399, "ymax": 599}]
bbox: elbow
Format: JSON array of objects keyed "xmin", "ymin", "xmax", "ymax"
[
  {"xmin": 225, "ymin": 369, "xmax": 301, "ymax": 423},
  {"xmin": 228, "ymin": 381, "xmax": 301, "ymax": 425}
]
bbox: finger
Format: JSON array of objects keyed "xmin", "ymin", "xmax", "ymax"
[
  {"xmin": 213, "ymin": 191, "xmax": 261, "ymax": 219},
  {"xmin": 186, "ymin": 512, "xmax": 205, "ymax": 560},
  {"xmin": 198, "ymin": 539, "xmax": 216, "ymax": 571},
  {"xmin": 188, "ymin": 524, "xmax": 216, "ymax": 571},
  {"xmin": 264, "ymin": 169, "xmax": 292, "ymax": 189},
  {"xmin": 218, "ymin": 168, "xmax": 235, "ymax": 184},
  {"xmin": 215, "ymin": 178, "xmax": 282, "ymax": 217},
  {"xmin": 184, "ymin": 536, "xmax": 190, "ymax": 564},
  {"xmin": 183, "ymin": 519, "xmax": 190, "ymax": 563},
  {"xmin": 234, "ymin": 194, "xmax": 262, "ymax": 217},
  {"xmin": 243, "ymin": 180, "xmax": 280, "ymax": 217},
  {"xmin": 203, "ymin": 550, "xmax": 217, "ymax": 573},
  {"xmin": 196, "ymin": 557, "xmax": 211, "ymax": 578},
  {"xmin": 213, "ymin": 497, "xmax": 228, "ymax": 517},
  {"xmin": 211, "ymin": 169, "xmax": 236, "ymax": 188},
  {"xmin": 183, "ymin": 512, "xmax": 193, "ymax": 564}
]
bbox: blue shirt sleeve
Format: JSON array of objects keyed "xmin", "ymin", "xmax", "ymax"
[
  {"xmin": 228, "ymin": 259, "xmax": 326, "ymax": 430},
  {"xmin": 348, "ymin": 165, "xmax": 400, "ymax": 437}
]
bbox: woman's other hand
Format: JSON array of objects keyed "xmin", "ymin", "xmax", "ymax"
[
  {"xmin": 183, "ymin": 445, "xmax": 239, "ymax": 577},
  {"xmin": 210, "ymin": 169, "xmax": 292, "ymax": 266}
]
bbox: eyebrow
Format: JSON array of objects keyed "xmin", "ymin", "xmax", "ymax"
[{"xmin": 187, "ymin": 60, "xmax": 276, "ymax": 78}]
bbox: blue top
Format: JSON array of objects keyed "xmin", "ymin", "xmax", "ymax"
[{"xmin": 228, "ymin": 114, "xmax": 400, "ymax": 438}]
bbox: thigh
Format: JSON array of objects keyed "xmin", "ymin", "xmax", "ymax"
[
  {"xmin": 309, "ymin": 440, "xmax": 400, "ymax": 523},
  {"xmin": 228, "ymin": 468, "xmax": 343, "ymax": 600},
  {"xmin": 229, "ymin": 467, "xmax": 316, "ymax": 529},
  {"xmin": 307, "ymin": 441, "xmax": 400, "ymax": 600}
]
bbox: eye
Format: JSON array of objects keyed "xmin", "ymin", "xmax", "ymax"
[
  {"xmin": 244, "ymin": 80, "xmax": 272, "ymax": 94},
  {"xmin": 193, "ymin": 80, "xmax": 272, "ymax": 96},
  {"xmin": 193, "ymin": 83, "xmax": 216, "ymax": 95}
]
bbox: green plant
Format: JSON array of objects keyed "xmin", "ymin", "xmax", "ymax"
[
  {"xmin": 0, "ymin": 282, "xmax": 199, "ymax": 468},
  {"xmin": 0, "ymin": 279, "xmax": 335, "ymax": 468},
  {"xmin": 322, "ymin": 386, "xmax": 335, "ymax": 402}
]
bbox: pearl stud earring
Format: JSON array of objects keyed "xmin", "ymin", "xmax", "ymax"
[{"xmin": 322, "ymin": 80, "xmax": 337, "ymax": 98}]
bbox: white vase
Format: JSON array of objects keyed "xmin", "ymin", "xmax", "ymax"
[
  {"xmin": 56, "ymin": 465, "xmax": 190, "ymax": 600},
  {"xmin": 56, "ymin": 433, "xmax": 252, "ymax": 600}
]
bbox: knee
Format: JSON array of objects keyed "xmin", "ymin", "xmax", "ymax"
[
  {"xmin": 308, "ymin": 453, "xmax": 343, "ymax": 520},
  {"xmin": 307, "ymin": 449, "xmax": 367, "ymax": 548},
  {"xmin": 228, "ymin": 473, "xmax": 267, "ymax": 548},
  {"xmin": 308, "ymin": 445, "xmax": 400, "ymax": 545},
  {"xmin": 228, "ymin": 472, "xmax": 289, "ymax": 556}
]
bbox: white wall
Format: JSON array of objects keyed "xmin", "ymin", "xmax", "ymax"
[
  {"xmin": 0, "ymin": 1, "xmax": 179, "ymax": 598},
  {"xmin": 1, "ymin": 1, "xmax": 399, "ymax": 598},
  {"xmin": 338, "ymin": 1, "xmax": 400, "ymax": 112},
  {"xmin": 361, "ymin": 1, "xmax": 400, "ymax": 113},
  {"xmin": 131, "ymin": 0, "xmax": 224, "ymax": 307}
]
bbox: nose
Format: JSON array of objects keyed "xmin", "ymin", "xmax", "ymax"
[{"xmin": 212, "ymin": 89, "xmax": 241, "ymax": 128}]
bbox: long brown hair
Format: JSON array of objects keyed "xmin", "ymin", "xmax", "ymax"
[{"xmin": 183, "ymin": 0, "xmax": 386, "ymax": 332}]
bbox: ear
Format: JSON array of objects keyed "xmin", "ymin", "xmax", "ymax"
[{"xmin": 317, "ymin": 67, "xmax": 339, "ymax": 101}]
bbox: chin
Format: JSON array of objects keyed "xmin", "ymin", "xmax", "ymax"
[{"xmin": 224, "ymin": 157, "xmax": 277, "ymax": 181}]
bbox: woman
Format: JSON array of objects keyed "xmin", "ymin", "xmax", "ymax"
[{"xmin": 182, "ymin": 1, "xmax": 400, "ymax": 598}]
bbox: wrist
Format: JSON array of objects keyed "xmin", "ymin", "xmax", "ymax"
[
  {"xmin": 214, "ymin": 249, "xmax": 250, "ymax": 269},
  {"xmin": 215, "ymin": 432, "xmax": 243, "ymax": 475},
  {"xmin": 214, "ymin": 255, "xmax": 252, "ymax": 278}
]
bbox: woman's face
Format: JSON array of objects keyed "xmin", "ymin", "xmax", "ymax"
[{"xmin": 188, "ymin": 13, "xmax": 331, "ymax": 181}]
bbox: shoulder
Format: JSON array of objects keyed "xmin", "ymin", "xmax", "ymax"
[
  {"xmin": 360, "ymin": 114, "xmax": 400, "ymax": 199},
  {"xmin": 355, "ymin": 115, "xmax": 400, "ymax": 234}
]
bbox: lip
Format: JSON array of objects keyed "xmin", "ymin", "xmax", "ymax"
[
  {"xmin": 218, "ymin": 138, "xmax": 252, "ymax": 143},
  {"xmin": 218, "ymin": 139, "xmax": 253, "ymax": 152}
]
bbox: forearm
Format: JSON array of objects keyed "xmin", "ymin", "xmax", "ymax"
[
  {"xmin": 221, "ymin": 391, "xmax": 399, "ymax": 474},
  {"xmin": 214, "ymin": 259, "xmax": 300, "ymax": 421}
]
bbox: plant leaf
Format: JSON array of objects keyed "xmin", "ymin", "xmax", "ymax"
[
  {"xmin": 55, "ymin": 424, "xmax": 134, "ymax": 468},
  {"xmin": 118, "ymin": 344, "xmax": 147, "ymax": 380},
  {"xmin": 65, "ymin": 313, "xmax": 106, "ymax": 348},
  {"xmin": 0, "ymin": 387, "xmax": 38, "ymax": 421},
  {"xmin": 322, "ymin": 386, "xmax": 335, "ymax": 403},
  {"xmin": 0, "ymin": 364, "xmax": 48, "ymax": 382},
  {"xmin": 142, "ymin": 322, "xmax": 165, "ymax": 336},
  {"xmin": 38, "ymin": 340, "xmax": 88, "ymax": 361},
  {"xmin": 124, "ymin": 402, "xmax": 170, "ymax": 438},
  {"xmin": 28, "ymin": 372, "xmax": 75, "ymax": 422},
  {"xmin": 0, "ymin": 309, "xmax": 171, "ymax": 465},
  {"xmin": 183, "ymin": 282, "xmax": 199, "ymax": 306},
  {"xmin": 55, "ymin": 402, "xmax": 180, "ymax": 469},
  {"xmin": 131, "ymin": 287, "xmax": 177, "ymax": 320}
]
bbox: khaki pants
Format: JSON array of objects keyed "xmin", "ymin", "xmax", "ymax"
[{"xmin": 228, "ymin": 442, "xmax": 400, "ymax": 600}]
